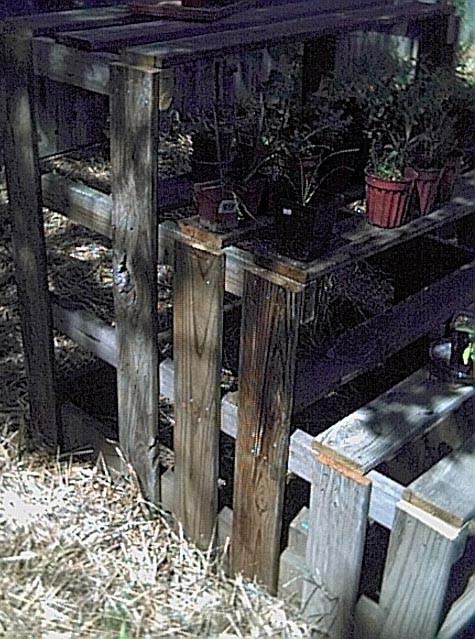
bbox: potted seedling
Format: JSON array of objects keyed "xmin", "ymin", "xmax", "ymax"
[{"xmin": 269, "ymin": 96, "xmax": 357, "ymax": 260}]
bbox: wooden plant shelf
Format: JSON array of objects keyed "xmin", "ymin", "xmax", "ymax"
[{"xmin": 127, "ymin": 0, "xmax": 258, "ymax": 22}]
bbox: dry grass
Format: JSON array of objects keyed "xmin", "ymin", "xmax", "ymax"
[
  {"xmin": 0, "ymin": 432, "xmax": 311, "ymax": 639},
  {"xmin": 0, "ymin": 175, "xmax": 313, "ymax": 638}
]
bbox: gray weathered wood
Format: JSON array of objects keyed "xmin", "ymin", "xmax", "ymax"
[
  {"xmin": 314, "ymin": 368, "xmax": 475, "ymax": 473},
  {"xmin": 295, "ymin": 258, "xmax": 475, "ymax": 408},
  {"xmin": 304, "ymin": 455, "xmax": 371, "ymax": 638},
  {"xmin": 2, "ymin": 32, "xmax": 60, "ymax": 448},
  {"xmin": 232, "ymin": 270, "xmax": 303, "ymax": 593},
  {"xmin": 42, "ymin": 173, "xmax": 113, "ymax": 238},
  {"xmin": 33, "ymin": 37, "xmax": 115, "ymax": 95},
  {"xmin": 437, "ymin": 574, "xmax": 475, "ymax": 639},
  {"xmin": 125, "ymin": 1, "xmax": 445, "ymax": 67},
  {"xmin": 173, "ymin": 240, "xmax": 224, "ymax": 549},
  {"xmin": 404, "ymin": 433, "xmax": 475, "ymax": 527},
  {"xmin": 377, "ymin": 501, "xmax": 468, "ymax": 639},
  {"xmin": 110, "ymin": 62, "xmax": 161, "ymax": 505}
]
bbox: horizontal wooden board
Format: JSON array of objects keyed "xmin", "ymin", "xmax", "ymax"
[
  {"xmin": 124, "ymin": 1, "xmax": 444, "ymax": 67},
  {"xmin": 57, "ymin": 0, "xmax": 387, "ymax": 52},
  {"xmin": 33, "ymin": 37, "xmax": 115, "ymax": 94},
  {"xmin": 404, "ymin": 433, "xmax": 475, "ymax": 527},
  {"xmin": 314, "ymin": 368, "xmax": 475, "ymax": 474},
  {"xmin": 4, "ymin": 6, "xmax": 150, "ymax": 36},
  {"xmin": 294, "ymin": 258, "xmax": 475, "ymax": 408},
  {"xmin": 228, "ymin": 173, "xmax": 475, "ymax": 285}
]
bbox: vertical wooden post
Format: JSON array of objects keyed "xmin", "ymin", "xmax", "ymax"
[
  {"xmin": 304, "ymin": 455, "xmax": 371, "ymax": 639},
  {"xmin": 302, "ymin": 35, "xmax": 337, "ymax": 102},
  {"xmin": 377, "ymin": 501, "xmax": 466, "ymax": 639},
  {"xmin": 2, "ymin": 32, "xmax": 60, "ymax": 448},
  {"xmin": 173, "ymin": 240, "xmax": 224, "ymax": 549},
  {"xmin": 110, "ymin": 63, "xmax": 161, "ymax": 505},
  {"xmin": 232, "ymin": 270, "xmax": 304, "ymax": 594},
  {"xmin": 418, "ymin": 13, "xmax": 460, "ymax": 69}
]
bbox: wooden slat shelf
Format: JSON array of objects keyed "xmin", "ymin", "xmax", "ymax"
[
  {"xmin": 124, "ymin": 1, "xmax": 446, "ymax": 67},
  {"xmin": 4, "ymin": 5, "xmax": 472, "ymax": 637},
  {"xmin": 227, "ymin": 173, "xmax": 475, "ymax": 286}
]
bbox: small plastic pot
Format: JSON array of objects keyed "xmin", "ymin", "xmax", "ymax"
[
  {"xmin": 365, "ymin": 173, "xmax": 414, "ymax": 228},
  {"xmin": 194, "ymin": 181, "xmax": 238, "ymax": 232},
  {"xmin": 437, "ymin": 155, "xmax": 463, "ymax": 205},
  {"xmin": 274, "ymin": 191, "xmax": 340, "ymax": 261},
  {"xmin": 407, "ymin": 166, "xmax": 443, "ymax": 216}
]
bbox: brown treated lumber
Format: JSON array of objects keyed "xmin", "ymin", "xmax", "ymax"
[
  {"xmin": 294, "ymin": 258, "xmax": 475, "ymax": 409},
  {"xmin": 124, "ymin": 1, "xmax": 446, "ymax": 67},
  {"xmin": 2, "ymin": 32, "xmax": 60, "ymax": 448},
  {"xmin": 232, "ymin": 270, "xmax": 303, "ymax": 593},
  {"xmin": 173, "ymin": 241, "xmax": 224, "ymax": 549},
  {"xmin": 110, "ymin": 62, "xmax": 161, "ymax": 505}
]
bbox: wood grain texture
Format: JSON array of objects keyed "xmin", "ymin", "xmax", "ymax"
[
  {"xmin": 314, "ymin": 368, "xmax": 475, "ymax": 473},
  {"xmin": 125, "ymin": 1, "xmax": 445, "ymax": 67},
  {"xmin": 404, "ymin": 434, "xmax": 475, "ymax": 527},
  {"xmin": 232, "ymin": 270, "xmax": 303, "ymax": 593},
  {"xmin": 295, "ymin": 259, "xmax": 475, "ymax": 410},
  {"xmin": 110, "ymin": 63, "xmax": 161, "ymax": 504},
  {"xmin": 2, "ymin": 32, "xmax": 60, "ymax": 449},
  {"xmin": 173, "ymin": 241, "xmax": 224, "ymax": 549},
  {"xmin": 33, "ymin": 38, "xmax": 115, "ymax": 95},
  {"xmin": 377, "ymin": 501, "xmax": 467, "ymax": 639},
  {"xmin": 304, "ymin": 455, "xmax": 371, "ymax": 639}
]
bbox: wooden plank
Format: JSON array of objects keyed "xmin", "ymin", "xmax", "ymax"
[
  {"xmin": 33, "ymin": 37, "xmax": 115, "ymax": 95},
  {"xmin": 314, "ymin": 368, "xmax": 475, "ymax": 474},
  {"xmin": 125, "ymin": 1, "xmax": 445, "ymax": 67},
  {"xmin": 304, "ymin": 455, "xmax": 371, "ymax": 639},
  {"xmin": 377, "ymin": 501, "xmax": 467, "ymax": 639},
  {"xmin": 110, "ymin": 62, "xmax": 161, "ymax": 505},
  {"xmin": 41, "ymin": 173, "xmax": 192, "ymax": 239},
  {"xmin": 437, "ymin": 574, "xmax": 475, "ymax": 639},
  {"xmin": 59, "ymin": 0, "xmax": 374, "ymax": 52},
  {"xmin": 404, "ymin": 433, "xmax": 475, "ymax": 527},
  {"xmin": 173, "ymin": 241, "xmax": 224, "ymax": 549},
  {"xmin": 3, "ymin": 7, "xmax": 139, "ymax": 36},
  {"xmin": 294, "ymin": 259, "xmax": 475, "ymax": 409},
  {"xmin": 42, "ymin": 173, "xmax": 113, "ymax": 238},
  {"xmin": 232, "ymin": 270, "xmax": 303, "ymax": 593},
  {"xmin": 1, "ymin": 32, "xmax": 60, "ymax": 449}
]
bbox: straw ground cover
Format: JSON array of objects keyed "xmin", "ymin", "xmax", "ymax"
[{"xmin": 0, "ymin": 174, "xmax": 313, "ymax": 638}]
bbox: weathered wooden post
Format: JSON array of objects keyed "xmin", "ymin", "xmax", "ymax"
[
  {"xmin": 110, "ymin": 63, "xmax": 161, "ymax": 504},
  {"xmin": 2, "ymin": 31, "xmax": 61, "ymax": 448}
]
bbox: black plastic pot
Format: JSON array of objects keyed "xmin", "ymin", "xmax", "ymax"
[{"xmin": 274, "ymin": 191, "xmax": 341, "ymax": 261}]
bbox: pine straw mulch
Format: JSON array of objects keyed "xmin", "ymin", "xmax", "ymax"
[
  {"xmin": 0, "ymin": 174, "xmax": 316, "ymax": 638},
  {"xmin": 0, "ymin": 431, "xmax": 312, "ymax": 639}
]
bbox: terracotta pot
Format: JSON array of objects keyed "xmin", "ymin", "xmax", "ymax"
[
  {"xmin": 437, "ymin": 155, "xmax": 462, "ymax": 205},
  {"xmin": 191, "ymin": 130, "xmax": 233, "ymax": 183},
  {"xmin": 235, "ymin": 176, "xmax": 268, "ymax": 217},
  {"xmin": 365, "ymin": 173, "xmax": 414, "ymax": 228},
  {"xmin": 274, "ymin": 191, "xmax": 340, "ymax": 261},
  {"xmin": 194, "ymin": 181, "xmax": 238, "ymax": 232},
  {"xmin": 407, "ymin": 166, "xmax": 443, "ymax": 216}
]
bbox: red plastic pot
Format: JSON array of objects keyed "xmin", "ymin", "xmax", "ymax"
[
  {"xmin": 407, "ymin": 166, "xmax": 442, "ymax": 216},
  {"xmin": 365, "ymin": 173, "xmax": 414, "ymax": 228},
  {"xmin": 438, "ymin": 155, "xmax": 462, "ymax": 205},
  {"xmin": 235, "ymin": 176, "xmax": 268, "ymax": 217},
  {"xmin": 194, "ymin": 181, "xmax": 238, "ymax": 232}
]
